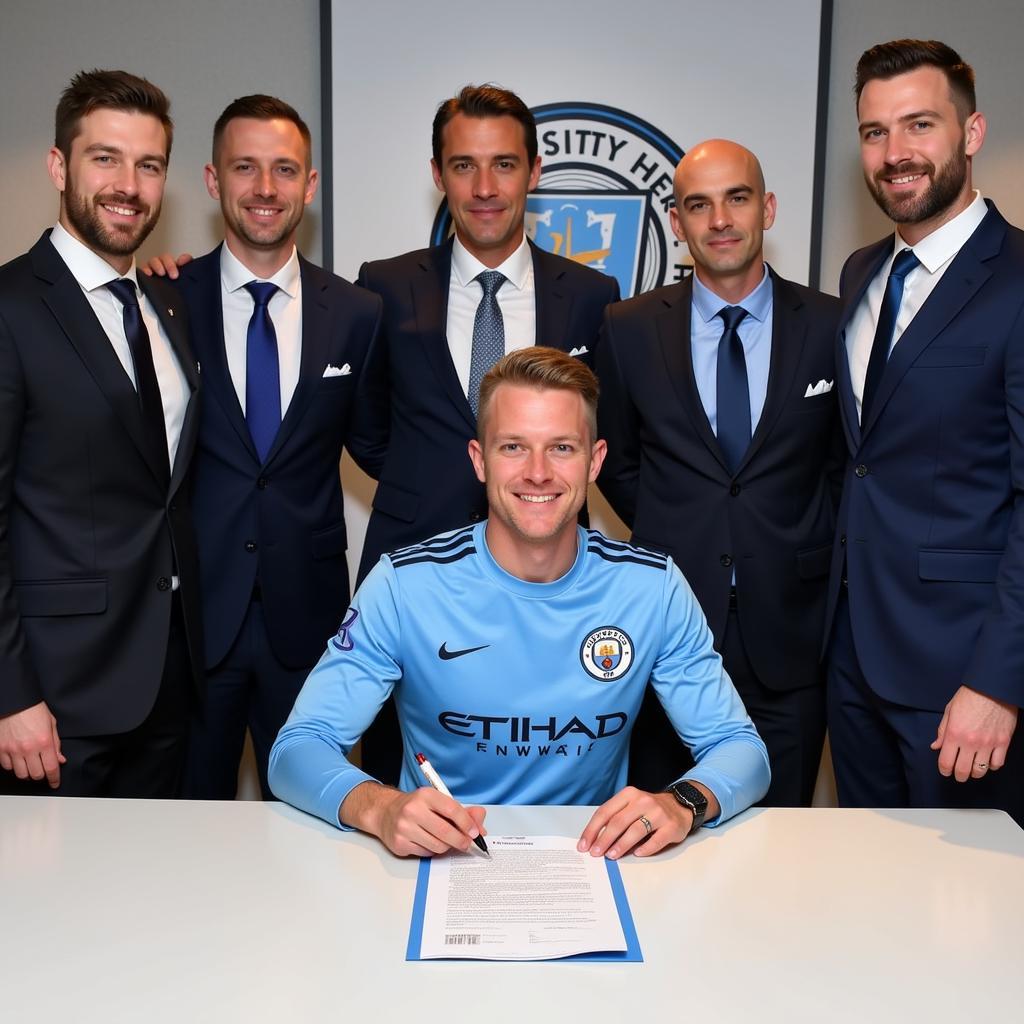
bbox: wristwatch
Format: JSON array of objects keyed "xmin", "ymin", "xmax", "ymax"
[{"xmin": 666, "ymin": 780, "xmax": 708, "ymax": 834}]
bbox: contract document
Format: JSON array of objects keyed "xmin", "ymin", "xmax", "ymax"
[{"xmin": 406, "ymin": 835, "xmax": 642, "ymax": 961}]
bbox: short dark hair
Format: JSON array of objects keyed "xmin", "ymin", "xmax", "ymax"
[
  {"xmin": 212, "ymin": 94, "xmax": 312, "ymax": 166},
  {"xmin": 432, "ymin": 84, "xmax": 538, "ymax": 167},
  {"xmin": 477, "ymin": 347, "xmax": 599, "ymax": 441},
  {"xmin": 55, "ymin": 69, "xmax": 173, "ymax": 162},
  {"xmin": 855, "ymin": 39, "xmax": 976, "ymax": 120}
]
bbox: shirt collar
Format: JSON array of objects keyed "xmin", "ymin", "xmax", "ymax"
[
  {"xmin": 220, "ymin": 242, "xmax": 300, "ymax": 298},
  {"xmin": 894, "ymin": 190, "xmax": 987, "ymax": 273},
  {"xmin": 50, "ymin": 222, "xmax": 139, "ymax": 292},
  {"xmin": 451, "ymin": 233, "xmax": 532, "ymax": 291},
  {"xmin": 691, "ymin": 262, "xmax": 771, "ymax": 325}
]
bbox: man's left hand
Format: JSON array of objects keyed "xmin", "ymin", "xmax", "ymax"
[
  {"xmin": 577, "ymin": 786, "xmax": 692, "ymax": 859},
  {"xmin": 930, "ymin": 685, "xmax": 1018, "ymax": 782}
]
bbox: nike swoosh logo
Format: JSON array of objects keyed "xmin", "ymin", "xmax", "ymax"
[{"xmin": 438, "ymin": 642, "xmax": 490, "ymax": 661}]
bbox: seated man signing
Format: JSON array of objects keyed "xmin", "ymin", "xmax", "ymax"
[{"xmin": 269, "ymin": 348, "xmax": 769, "ymax": 858}]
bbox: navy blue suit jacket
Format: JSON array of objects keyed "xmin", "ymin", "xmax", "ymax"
[
  {"xmin": 597, "ymin": 270, "xmax": 842, "ymax": 692},
  {"xmin": 825, "ymin": 201, "xmax": 1024, "ymax": 713},
  {"xmin": 354, "ymin": 238, "xmax": 619, "ymax": 582},
  {"xmin": 0, "ymin": 233, "xmax": 203, "ymax": 734},
  {"xmin": 176, "ymin": 247, "xmax": 382, "ymax": 670}
]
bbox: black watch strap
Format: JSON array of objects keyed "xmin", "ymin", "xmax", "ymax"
[{"xmin": 666, "ymin": 780, "xmax": 708, "ymax": 833}]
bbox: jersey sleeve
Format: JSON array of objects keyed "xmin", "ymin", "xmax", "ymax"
[
  {"xmin": 648, "ymin": 563, "xmax": 771, "ymax": 824},
  {"xmin": 268, "ymin": 558, "xmax": 404, "ymax": 828}
]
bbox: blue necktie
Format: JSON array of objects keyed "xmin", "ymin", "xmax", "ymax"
[
  {"xmin": 106, "ymin": 277, "xmax": 170, "ymax": 482},
  {"xmin": 244, "ymin": 281, "xmax": 281, "ymax": 462},
  {"xmin": 861, "ymin": 247, "xmax": 920, "ymax": 422},
  {"xmin": 468, "ymin": 271, "xmax": 506, "ymax": 417},
  {"xmin": 715, "ymin": 305, "xmax": 751, "ymax": 474}
]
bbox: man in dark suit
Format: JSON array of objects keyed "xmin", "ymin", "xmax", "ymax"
[
  {"xmin": 598, "ymin": 140, "xmax": 841, "ymax": 806},
  {"xmin": 355, "ymin": 85, "xmax": 619, "ymax": 781},
  {"xmin": 159, "ymin": 96, "xmax": 382, "ymax": 799},
  {"xmin": 827, "ymin": 39, "xmax": 1023, "ymax": 821},
  {"xmin": 0, "ymin": 70, "xmax": 202, "ymax": 797}
]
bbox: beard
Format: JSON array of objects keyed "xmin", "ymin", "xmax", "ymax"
[
  {"xmin": 63, "ymin": 175, "xmax": 160, "ymax": 258},
  {"xmin": 866, "ymin": 145, "xmax": 968, "ymax": 225}
]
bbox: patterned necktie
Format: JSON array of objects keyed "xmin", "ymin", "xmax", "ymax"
[
  {"xmin": 715, "ymin": 305, "xmax": 751, "ymax": 473},
  {"xmin": 861, "ymin": 247, "xmax": 920, "ymax": 422},
  {"xmin": 244, "ymin": 281, "xmax": 281, "ymax": 462},
  {"xmin": 106, "ymin": 277, "xmax": 170, "ymax": 482},
  {"xmin": 468, "ymin": 271, "xmax": 506, "ymax": 417}
]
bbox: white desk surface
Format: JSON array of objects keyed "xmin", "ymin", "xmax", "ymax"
[{"xmin": 1, "ymin": 798, "xmax": 1022, "ymax": 1022}]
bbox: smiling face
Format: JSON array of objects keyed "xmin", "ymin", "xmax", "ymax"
[
  {"xmin": 669, "ymin": 140, "xmax": 775, "ymax": 301},
  {"xmin": 205, "ymin": 116, "xmax": 318, "ymax": 270},
  {"xmin": 48, "ymin": 107, "xmax": 168, "ymax": 273},
  {"xmin": 857, "ymin": 65, "xmax": 985, "ymax": 244},
  {"xmin": 431, "ymin": 113, "xmax": 541, "ymax": 268},
  {"xmin": 468, "ymin": 383, "xmax": 606, "ymax": 582}
]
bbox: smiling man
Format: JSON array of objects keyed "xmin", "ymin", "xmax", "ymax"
[
  {"xmin": 270, "ymin": 347, "xmax": 768, "ymax": 858},
  {"xmin": 159, "ymin": 95, "xmax": 382, "ymax": 800},
  {"xmin": 353, "ymin": 85, "xmax": 619, "ymax": 784},
  {"xmin": 0, "ymin": 70, "xmax": 203, "ymax": 797},
  {"xmin": 826, "ymin": 40, "xmax": 1024, "ymax": 822},
  {"xmin": 597, "ymin": 140, "xmax": 841, "ymax": 807}
]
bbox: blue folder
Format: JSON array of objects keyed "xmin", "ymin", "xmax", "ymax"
[{"xmin": 406, "ymin": 854, "xmax": 643, "ymax": 962}]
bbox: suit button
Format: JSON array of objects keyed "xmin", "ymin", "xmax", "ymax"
[
  {"xmin": 257, "ymin": 477, "xmax": 268, "ymax": 490},
  {"xmin": 855, "ymin": 464, "xmax": 868, "ymax": 478},
  {"xmin": 157, "ymin": 576, "xmax": 171, "ymax": 591},
  {"xmin": 469, "ymin": 511, "xmax": 484, "ymax": 523},
  {"xmin": 729, "ymin": 483, "xmax": 741, "ymax": 496},
  {"xmin": 244, "ymin": 540, "xmax": 258, "ymax": 553},
  {"xmin": 720, "ymin": 554, "xmax": 733, "ymax": 568},
  {"xmin": 168, "ymin": 502, "xmax": 177, "ymax": 512},
  {"xmin": 840, "ymin": 534, "xmax": 847, "ymax": 546}
]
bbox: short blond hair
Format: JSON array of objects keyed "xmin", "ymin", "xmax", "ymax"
[{"xmin": 477, "ymin": 347, "xmax": 599, "ymax": 440}]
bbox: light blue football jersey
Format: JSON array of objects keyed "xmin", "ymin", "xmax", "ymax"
[{"xmin": 269, "ymin": 524, "xmax": 769, "ymax": 828}]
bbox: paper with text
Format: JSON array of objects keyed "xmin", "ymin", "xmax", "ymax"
[{"xmin": 416, "ymin": 835, "xmax": 629, "ymax": 960}]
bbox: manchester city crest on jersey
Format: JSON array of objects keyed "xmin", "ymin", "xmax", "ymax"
[
  {"xmin": 430, "ymin": 102, "xmax": 685, "ymax": 298},
  {"xmin": 580, "ymin": 626, "xmax": 634, "ymax": 681}
]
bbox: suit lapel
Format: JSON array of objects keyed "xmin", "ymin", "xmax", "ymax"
[
  {"xmin": 738, "ymin": 271, "xmax": 808, "ymax": 471},
  {"xmin": 139, "ymin": 273, "xmax": 200, "ymax": 491},
  {"xmin": 532, "ymin": 242, "xmax": 574, "ymax": 353},
  {"xmin": 31, "ymin": 235, "xmax": 166, "ymax": 489},
  {"xmin": 181, "ymin": 248, "xmax": 257, "ymax": 461},
  {"xmin": 414, "ymin": 241, "xmax": 476, "ymax": 432},
  {"xmin": 836, "ymin": 238, "xmax": 891, "ymax": 450},
  {"xmin": 265, "ymin": 256, "xmax": 331, "ymax": 463},
  {"xmin": 860, "ymin": 209, "xmax": 1004, "ymax": 439},
  {"xmin": 654, "ymin": 278, "xmax": 727, "ymax": 469}
]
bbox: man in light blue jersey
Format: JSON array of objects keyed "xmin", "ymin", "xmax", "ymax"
[{"xmin": 270, "ymin": 348, "xmax": 769, "ymax": 859}]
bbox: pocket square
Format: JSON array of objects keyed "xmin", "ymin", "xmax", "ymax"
[
  {"xmin": 569, "ymin": 346, "xmax": 588, "ymax": 357},
  {"xmin": 804, "ymin": 379, "xmax": 834, "ymax": 398},
  {"xmin": 322, "ymin": 363, "xmax": 352, "ymax": 378}
]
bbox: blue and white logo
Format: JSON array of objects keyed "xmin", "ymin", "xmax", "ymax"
[
  {"xmin": 580, "ymin": 626, "xmax": 634, "ymax": 681},
  {"xmin": 431, "ymin": 102, "xmax": 685, "ymax": 298}
]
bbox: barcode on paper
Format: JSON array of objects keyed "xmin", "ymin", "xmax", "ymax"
[{"xmin": 444, "ymin": 934, "xmax": 482, "ymax": 945}]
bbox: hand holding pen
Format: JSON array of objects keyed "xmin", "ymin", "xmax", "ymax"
[
  {"xmin": 416, "ymin": 753, "xmax": 490, "ymax": 857},
  {"xmin": 339, "ymin": 753, "xmax": 489, "ymax": 858}
]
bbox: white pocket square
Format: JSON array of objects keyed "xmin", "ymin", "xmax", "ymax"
[
  {"xmin": 569, "ymin": 346, "xmax": 588, "ymax": 357},
  {"xmin": 804, "ymin": 379, "xmax": 834, "ymax": 398},
  {"xmin": 322, "ymin": 363, "xmax": 352, "ymax": 378}
]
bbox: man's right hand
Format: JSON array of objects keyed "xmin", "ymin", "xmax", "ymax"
[
  {"xmin": 140, "ymin": 252, "xmax": 193, "ymax": 279},
  {"xmin": 0, "ymin": 701, "xmax": 65, "ymax": 788},
  {"xmin": 340, "ymin": 781, "xmax": 486, "ymax": 858}
]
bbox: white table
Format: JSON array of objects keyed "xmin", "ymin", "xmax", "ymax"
[{"xmin": 1, "ymin": 799, "xmax": 1021, "ymax": 1021}]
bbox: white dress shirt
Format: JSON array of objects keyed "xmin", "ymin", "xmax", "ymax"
[
  {"xmin": 49, "ymin": 222, "xmax": 189, "ymax": 470},
  {"xmin": 220, "ymin": 243, "xmax": 303, "ymax": 417},
  {"xmin": 447, "ymin": 234, "xmax": 536, "ymax": 398},
  {"xmin": 846, "ymin": 191, "xmax": 988, "ymax": 422}
]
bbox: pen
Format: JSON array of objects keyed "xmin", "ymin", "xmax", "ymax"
[{"xmin": 415, "ymin": 752, "xmax": 490, "ymax": 857}]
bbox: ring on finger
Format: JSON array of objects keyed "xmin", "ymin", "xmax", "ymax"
[
  {"xmin": 638, "ymin": 815, "xmax": 653, "ymax": 836},
  {"xmin": 975, "ymin": 761, "xmax": 988, "ymax": 770}
]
